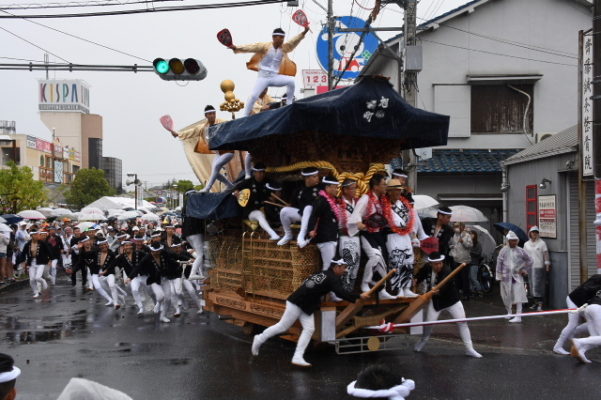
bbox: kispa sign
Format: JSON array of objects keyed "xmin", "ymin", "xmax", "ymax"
[{"xmin": 39, "ymin": 80, "xmax": 90, "ymax": 113}]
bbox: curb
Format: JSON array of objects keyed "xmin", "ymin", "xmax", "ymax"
[{"xmin": 0, "ymin": 279, "xmax": 29, "ymax": 294}]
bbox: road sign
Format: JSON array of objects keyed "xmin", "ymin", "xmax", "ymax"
[
  {"xmin": 316, "ymin": 16, "xmax": 379, "ymax": 80},
  {"xmin": 302, "ymin": 69, "xmax": 327, "ymax": 89}
]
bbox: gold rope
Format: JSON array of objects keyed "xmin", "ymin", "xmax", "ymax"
[{"xmin": 265, "ymin": 161, "xmax": 387, "ymax": 196}]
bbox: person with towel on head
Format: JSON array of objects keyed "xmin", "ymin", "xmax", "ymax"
[
  {"xmin": 414, "ymin": 252, "xmax": 483, "ymax": 358},
  {"xmin": 251, "ymin": 258, "xmax": 369, "ymax": 367},
  {"xmin": 337, "ymin": 178, "xmax": 361, "ymax": 293},
  {"xmin": 0, "ymin": 353, "xmax": 20, "ymax": 400},
  {"xmin": 347, "ymin": 364, "xmax": 415, "ymax": 400},
  {"xmin": 523, "ymin": 226, "xmax": 551, "ymax": 311},
  {"xmin": 307, "ymin": 175, "xmax": 341, "ymax": 271},
  {"xmin": 22, "ymin": 229, "xmax": 51, "ymax": 299},
  {"xmin": 277, "ymin": 166, "xmax": 321, "ymax": 247},
  {"xmin": 495, "ymin": 231, "xmax": 533, "ymax": 323},
  {"xmin": 230, "ymin": 26, "xmax": 309, "ymax": 117},
  {"xmin": 233, "ymin": 162, "xmax": 280, "ymax": 240}
]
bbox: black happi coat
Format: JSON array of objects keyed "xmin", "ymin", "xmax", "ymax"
[
  {"xmin": 115, "ymin": 250, "xmax": 149, "ymax": 279},
  {"xmin": 46, "ymin": 234, "xmax": 64, "ymax": 260},
  {"xmin": 162, "ymin": 233, "xmax": 182, "ymax": 248},
  {"xmin": 291, "ymin": 184, "xmax": 322, "ymax": 216},
  {"xmin": 134, "ymin": 251, "xmax": 182, "ymax": 285},
  {"xmin": 307, "ymin": 195, "xmax": 339, "ymax": 244},
  {"xmin": 421, "ymin": 218, "xmax": 454, "ymax": 258},
  {"xmin": 97, "ymin": 250, "xmax": 118, "ymax": 275},
  {"xmin": 235, "ymin": 177, "xmax": 269, "ymax": 218},
  {"xmin": 415, "ymin": 264, "xmax": 460, "ymax": 311},
  {"xmin": 287, "ymin": 269, "xmax": 359, "ymax": 315},
  {"xmin": 569, "ymin": 274, "xmax": 601, "ymax": 307},
  {"xmin": 22, "ymin": 240, "xmax": 52, "ymax": 266}
]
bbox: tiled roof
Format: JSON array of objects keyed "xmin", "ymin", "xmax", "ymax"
[
  {"xmin": 418, "ymin": 149, "xmax": 520, "ymax": 173},
  {"xmin": 503, "ymin": 125, "xmax": 578, "ymax": 165}
]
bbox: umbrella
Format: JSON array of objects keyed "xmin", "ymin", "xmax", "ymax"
[
  {"xmin": 51, "ymin": 208, "xmax": 73, "ymax": 218},
  {"xmin": 1, "ymin": 214, "xmax": 23, "ymax": 224},
  {"xmin": 78, "ymin": 213, "xmax": 107, "ymax": 222},
  {"xmin": 412, "ymin": 195, "xmax": 439, "ymax": 211},
  {"xmin": 76, "ymin": 222, "xmax": 95, "ymax": 231},
  {"xmin": 17, "ymin": 210, "xmax": 46, "ymax": 220},
  {"xmin": 118, "ymin": 210, "xmax": 141, "ymax": 220},
  {"xmin": 140, "ymin": 212, "xmax": 160, "ymax": 223},
  {"xmin": 81, "ymin": 206, "xmax": 105, "ymax": 216},
  {"xmin": 0, "ymin": 217, "xmax": 5, "ymax": 224},
  {"xmin": 450, "ymin": 205, "xmax": 488, "ymax": 223},
  {"xmin": 37, "ymin": 207, "xmax": 55, "ymax": 218},
  {"xmin": 0, "ymin": 223, "xmax": 12, "ymax": 233},
  {"xmin": 494, "ymin": 222, "xmax": 528, "ymax": 244},
  {"xmin": 467, "ymin": 225, "xmax": 496, "ymax": 262}
]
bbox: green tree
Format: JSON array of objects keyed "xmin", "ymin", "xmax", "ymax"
[
  {"xmin": 0, "ymin": 162, "xmax": 48, "ymax": 214},
  {"xmin": 65, "ymin": 168, "xmax": 115, "ymax": 209},
  {"xmin": 174, "ymin": 179, "xmax": 195, "ymax": 193}
]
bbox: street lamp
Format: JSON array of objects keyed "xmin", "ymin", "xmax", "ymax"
[
  {"xmin": 172, "ymin": 184, "xmax": 178, "ymax": 209},
  {"xmin": 126, "ymin": 173, "xmax": 139, "ymax": 210}
]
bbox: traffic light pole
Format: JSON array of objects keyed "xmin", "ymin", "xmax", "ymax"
[{"xmin": 0, "ymin": 62, "xmax": 153, "ymax": 72}]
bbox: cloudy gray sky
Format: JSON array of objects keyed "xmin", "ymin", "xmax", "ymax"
[{"xmin": 0, "ymin": 0, "xmax": 464, "ymax": 188}]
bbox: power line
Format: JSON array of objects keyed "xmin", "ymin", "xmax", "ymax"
[
  {"xmin": 0, "ymin": 0, "xmax": 288, "ymax": 19},
  {"xmin": 1, "ymin": 9, "xmax": 151, "ymax": 62},
  {"xmin": 0, "ymin": 55, "xmax": 63, "ymax": 63},
  {"xmin": 0, "ymin": 24, "xmax": 70, "ymax": 62},
  {"xmin": 0, "ymin": 0, "xmax": 181, "ymax": 11},
  {"xmin": 421, "ymin": 38, "xmax": 577, "ymax": 67}
]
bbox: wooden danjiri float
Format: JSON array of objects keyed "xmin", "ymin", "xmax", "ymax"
[{"xmin": 185, "ymin": 76, "xmax": 451, "ymax": 354}]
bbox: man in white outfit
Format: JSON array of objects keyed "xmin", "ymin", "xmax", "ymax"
[{"xmin": 232, "ymin": 27, "xmax": 309, "ymax": 117}]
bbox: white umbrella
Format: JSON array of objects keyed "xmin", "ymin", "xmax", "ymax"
[
  {"xmin": 0, "ymin": 223, "xmax": 12, "ymax": 233},
  {"xmin": 107, "ymin": 209, "xmax": 124, "ymax": 217},
  {"xmin": 412, "ymin": 194, "xmax": 439, "ymax": 211},
  {"xmin": 80, "ymin": 206, "xmax": 105, "ymax": 216},
  {"xmin": 467, "ymin": 225, "xmax": 496, "ymax": 262},
  {"xmin": 140, "ymin": 212, "xmax": 160, "ymax": 223},
  {"xmin": 51, "ymin": 208, "xmax": 73, "ymax": 217},
  {"xmin": 118, "ymin": 210, "xmax": 141, "ymax": 220},
  {"xmin": 78, "ymin": 213, "xmax": 107, "ymax": 222},
  {"xmin": 17, "ymin": 210, "xmax": 46, "ymax": 220},
  {"xmin": 37, "ymin": 207, "xmax": 55, "ymax": 217},
  {"xmin": 76, "ymin": 222, "xmax": 95, "ymax": 231},
  {"xmin": 450, "ymin": 205, "xmax": 488, "ymax": 223},
  {"xmin": 0, "ymin": 216, "xmax": 6, "ymax": 224}
]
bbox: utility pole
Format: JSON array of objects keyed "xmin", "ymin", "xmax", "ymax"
[
  {"xmin": 401, "ymin": 0, "xmax": 418, "ymax": 189},
  {"xmin": 327, "ymin": 0, "xmax": 334, "ymax": 90},
  {"xmin": 593, "ymin": 0, "xmax": 601, "ymax": 274}
]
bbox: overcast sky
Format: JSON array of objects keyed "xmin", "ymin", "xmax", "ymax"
[{"xmin": 0, "ymin": 0, "xmax": 464, "ymax": 188}]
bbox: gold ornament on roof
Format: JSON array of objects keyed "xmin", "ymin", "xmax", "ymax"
[{"xmin": 219, "ymin": 80, "xmax": 244, "ymax": 116}]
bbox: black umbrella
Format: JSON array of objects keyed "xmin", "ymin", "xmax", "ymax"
[
  {"xmin": 1, "ymin": 214, "xmax": 23, "ymax": 225},
  {"xmin": 494, "ymin": 222, "xmax": 528, "ymax": 244}
]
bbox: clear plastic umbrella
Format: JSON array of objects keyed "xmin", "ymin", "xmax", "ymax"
[
  {"xmin": 467, "ymin": 224, "xmax": 496, "ymax": 262},
  {"xmin": 51, "ymin": 208, "xmax": 74, "ymax": 218},
  {"xmin": 412, "ymin": 194, "xmax": 439, "ymax": 210},
  {"xmin": 0, "ymin": 223, "xmax": 12, "ymax": 233},
  {"xmin": 17, "ymin": 210, "xmax": 46, "ymax": 220},
  {"xmin": 140, "ymin": 212, "xmax": 160, "ymax": 223},
  {"xmin": 76, "ymin": 222, "xmax": 95, "ymax": 231},
  {"xmin": 118, "ymin": 210, "xmax": 141, "ymax": 220},
  {"xmin": 80, "ymin": 206, "xmax": 105, "ymax": 216},
  {"xmin": 78, "ymin": 213, "xmax": 107, "ymax": 222},
  {"xmin": 450, "ymin": 205, "xmax": 488, "ymax": 223},
  {"xmin": 36, "ymin": 207, "xmax": 55, "ymax": 217}
]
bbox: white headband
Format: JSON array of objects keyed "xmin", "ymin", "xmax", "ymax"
[
  {"xmin": 347, "ymin": 379, "xmax": 415, "ymax": 400},
  {"xmin": 96, "ymin": 240, "xmax": 108, "ymax": 245},
  {"xmin": 204, "ymin": 108, "xmax": 216, "ymax": 114},
  {"xmin": 437, "ymin": 209, "xmax": 453, "ymax": 215},
  {"xmin": 301, "ymin": 170, "xmax": 319, "ymax": 177},
  {"xmin": 392, "ymin": 172, "xmax": 408, "ymax": 179},
  {"xmin": 272, "ymin": 32, "xmax": 285, "ymax": 37},
  {"xmin": 331, "ymin": 258, "xmax": 347, "ymax": 266},
  {"xmin": 427, "ymin": 255, "xmax": 445, "ymax": 262},
  {"xmin": 266, "ymin": 183, "xmax": 281, "ymax": 191},
  {"xmin": 251, "ymin": 166, "xmax": 266, "ymax": 172},
  {"xmin": 0, "ymin": 366, "xmax": 21, "ymax": 383},
  {"xmin": 170, "ymin": 243, "xmax": 182, "ymax": 248},
  {"xmin": 150, "ymin": 233, "xmax": 162, "ymax": 238},
  {"xmin": 148, "ymin": 245, "xmax": 164, "ymax": 251},
  {"xmin": 322, "ymin": 177, "xmax": 339, "ymax": 185}
]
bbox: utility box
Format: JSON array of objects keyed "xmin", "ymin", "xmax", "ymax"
[{"xmin": 404, "ymin": 45, "xmax": 422, "ymax": 72}]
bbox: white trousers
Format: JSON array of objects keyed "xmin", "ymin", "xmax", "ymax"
[
  {"xmin": 420, "ymin": 300, "xmax": 475, "ymax": 351},
  {"xmin": 130, "ymin": 275, "xmax": 150, "ymax": 310},
  {"xmin": 187, "ymin": 233, "xmax": 204, "ymax": 277},
  {"xmin": 91, "ymin": 274, "xmax": 113, "ymax": 304},
  {"xmin": 575, "ymin": 304, "xmax": 601, "ymax": 353},
  {"xmin": 317, "ymin": 241, "xmax": 337, "ymax": 271},
  {"xmin": 50, "ymin": 259, "xmax": 58, "ymax": 285},
  {"xmin": 182, "ymin": 278, "xmax": 203, "ymax": 309},
  {"xmin": 249, "ymin": 210, "xmax": 279, "ymax": 239},
  {"xmin": 256, "ymin": 301, "xmax": 315, "ymax": 359},
  {"xmin": 243, "ymin": 73, "xmax": 295, "ymax": 116},
  {"xmin": 29, "ymin": 263, "xmax": 47, "ymax": 295},
  {"xmin": 151, "ymin": 281, "xmax": 169, "ymax": 318},
  {"xmin": 202, "ymin": 152, "xmax": 234, "ymax": 193},
  {"xmin": 360, "ymin": 236, "xmax": 388, "ymax": 292},
  {"xmin": 555, "ymin": 297, "xmax": 584, "ymax": 350},
  {"xmin": 158, "ymin": 280, "xmax": 173, "ymax": 318},
  {"xmin": 386, "ymin": 233, "xmax": 415, "ymax": 293},
  {"xmin": 105, "ymin": 274, "xmax": 127, "ymax": 306},
  {"xmin": 244, "ymin": 153, "xmax": 253, "ymax": 179},
  {"xmin": 280, "ymin": 207, "xmax": 301, "ymax": 238},
  {"xmin": 169, "ymin": 278, "xmax": 184, "ymax": 313}
]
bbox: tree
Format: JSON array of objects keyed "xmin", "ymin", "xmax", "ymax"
[
  {"xmin": 64, "ymin": 168, "xmax": 115, "ymax": 209},
  {"xmin": 0, "ymin": 162, "xmax": 48, "ymax": 214},
  {"xmin": 174, "ymin": 179, "xmax": 195, "ymax": 193}
]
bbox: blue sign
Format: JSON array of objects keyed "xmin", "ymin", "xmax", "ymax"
[{"xmin": 316, "ymin": 16, "xmax": 379, "ymax": 80}]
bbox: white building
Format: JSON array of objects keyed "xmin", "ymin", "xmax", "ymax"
[{"xmin": 362, "ymin": 0, "xmax": 592, "ymax": 235}]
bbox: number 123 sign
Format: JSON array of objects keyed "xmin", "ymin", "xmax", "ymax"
[{"xmin": 301, "ymin": 69, "xmax": 327, "ymax": 89}]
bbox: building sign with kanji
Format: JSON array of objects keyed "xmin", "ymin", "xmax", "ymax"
[
  {"xmin": 538, "ymin": 195, "xmax": 557, "ymax": 239},
  {"xmin": 582, "ymin": 30, "xmax": 593, "ymax": 177}
]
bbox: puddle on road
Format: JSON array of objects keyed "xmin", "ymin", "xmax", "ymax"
[{"xmin": 2, "ymin": 314, "xmax": 89, "ymax": 344}]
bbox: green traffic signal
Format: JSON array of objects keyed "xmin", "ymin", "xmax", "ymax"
[{"xmin": 153, "ymin": 58, "xmax": 169, "ymax": 74}]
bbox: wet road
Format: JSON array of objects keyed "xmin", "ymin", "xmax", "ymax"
[{"xmin": 1, "ymin": 279, "xmax": 600, "ymax": 400}]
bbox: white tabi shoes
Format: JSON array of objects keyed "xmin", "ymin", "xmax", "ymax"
[
  {"xmin": 277, "ymin": 235, "xmax": 293, "ymax": 246},
  {"xmin": 291, "ymin": 355, "xmax": 312, "ymax": 367},
  {"xmin": 571, "ymin": 339, "xmax": 591, "ymax": 363}
]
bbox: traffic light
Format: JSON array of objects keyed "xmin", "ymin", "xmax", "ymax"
[{"xmin": 152, "ymin": 58, "xmax": 207, "ymax": 81}]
